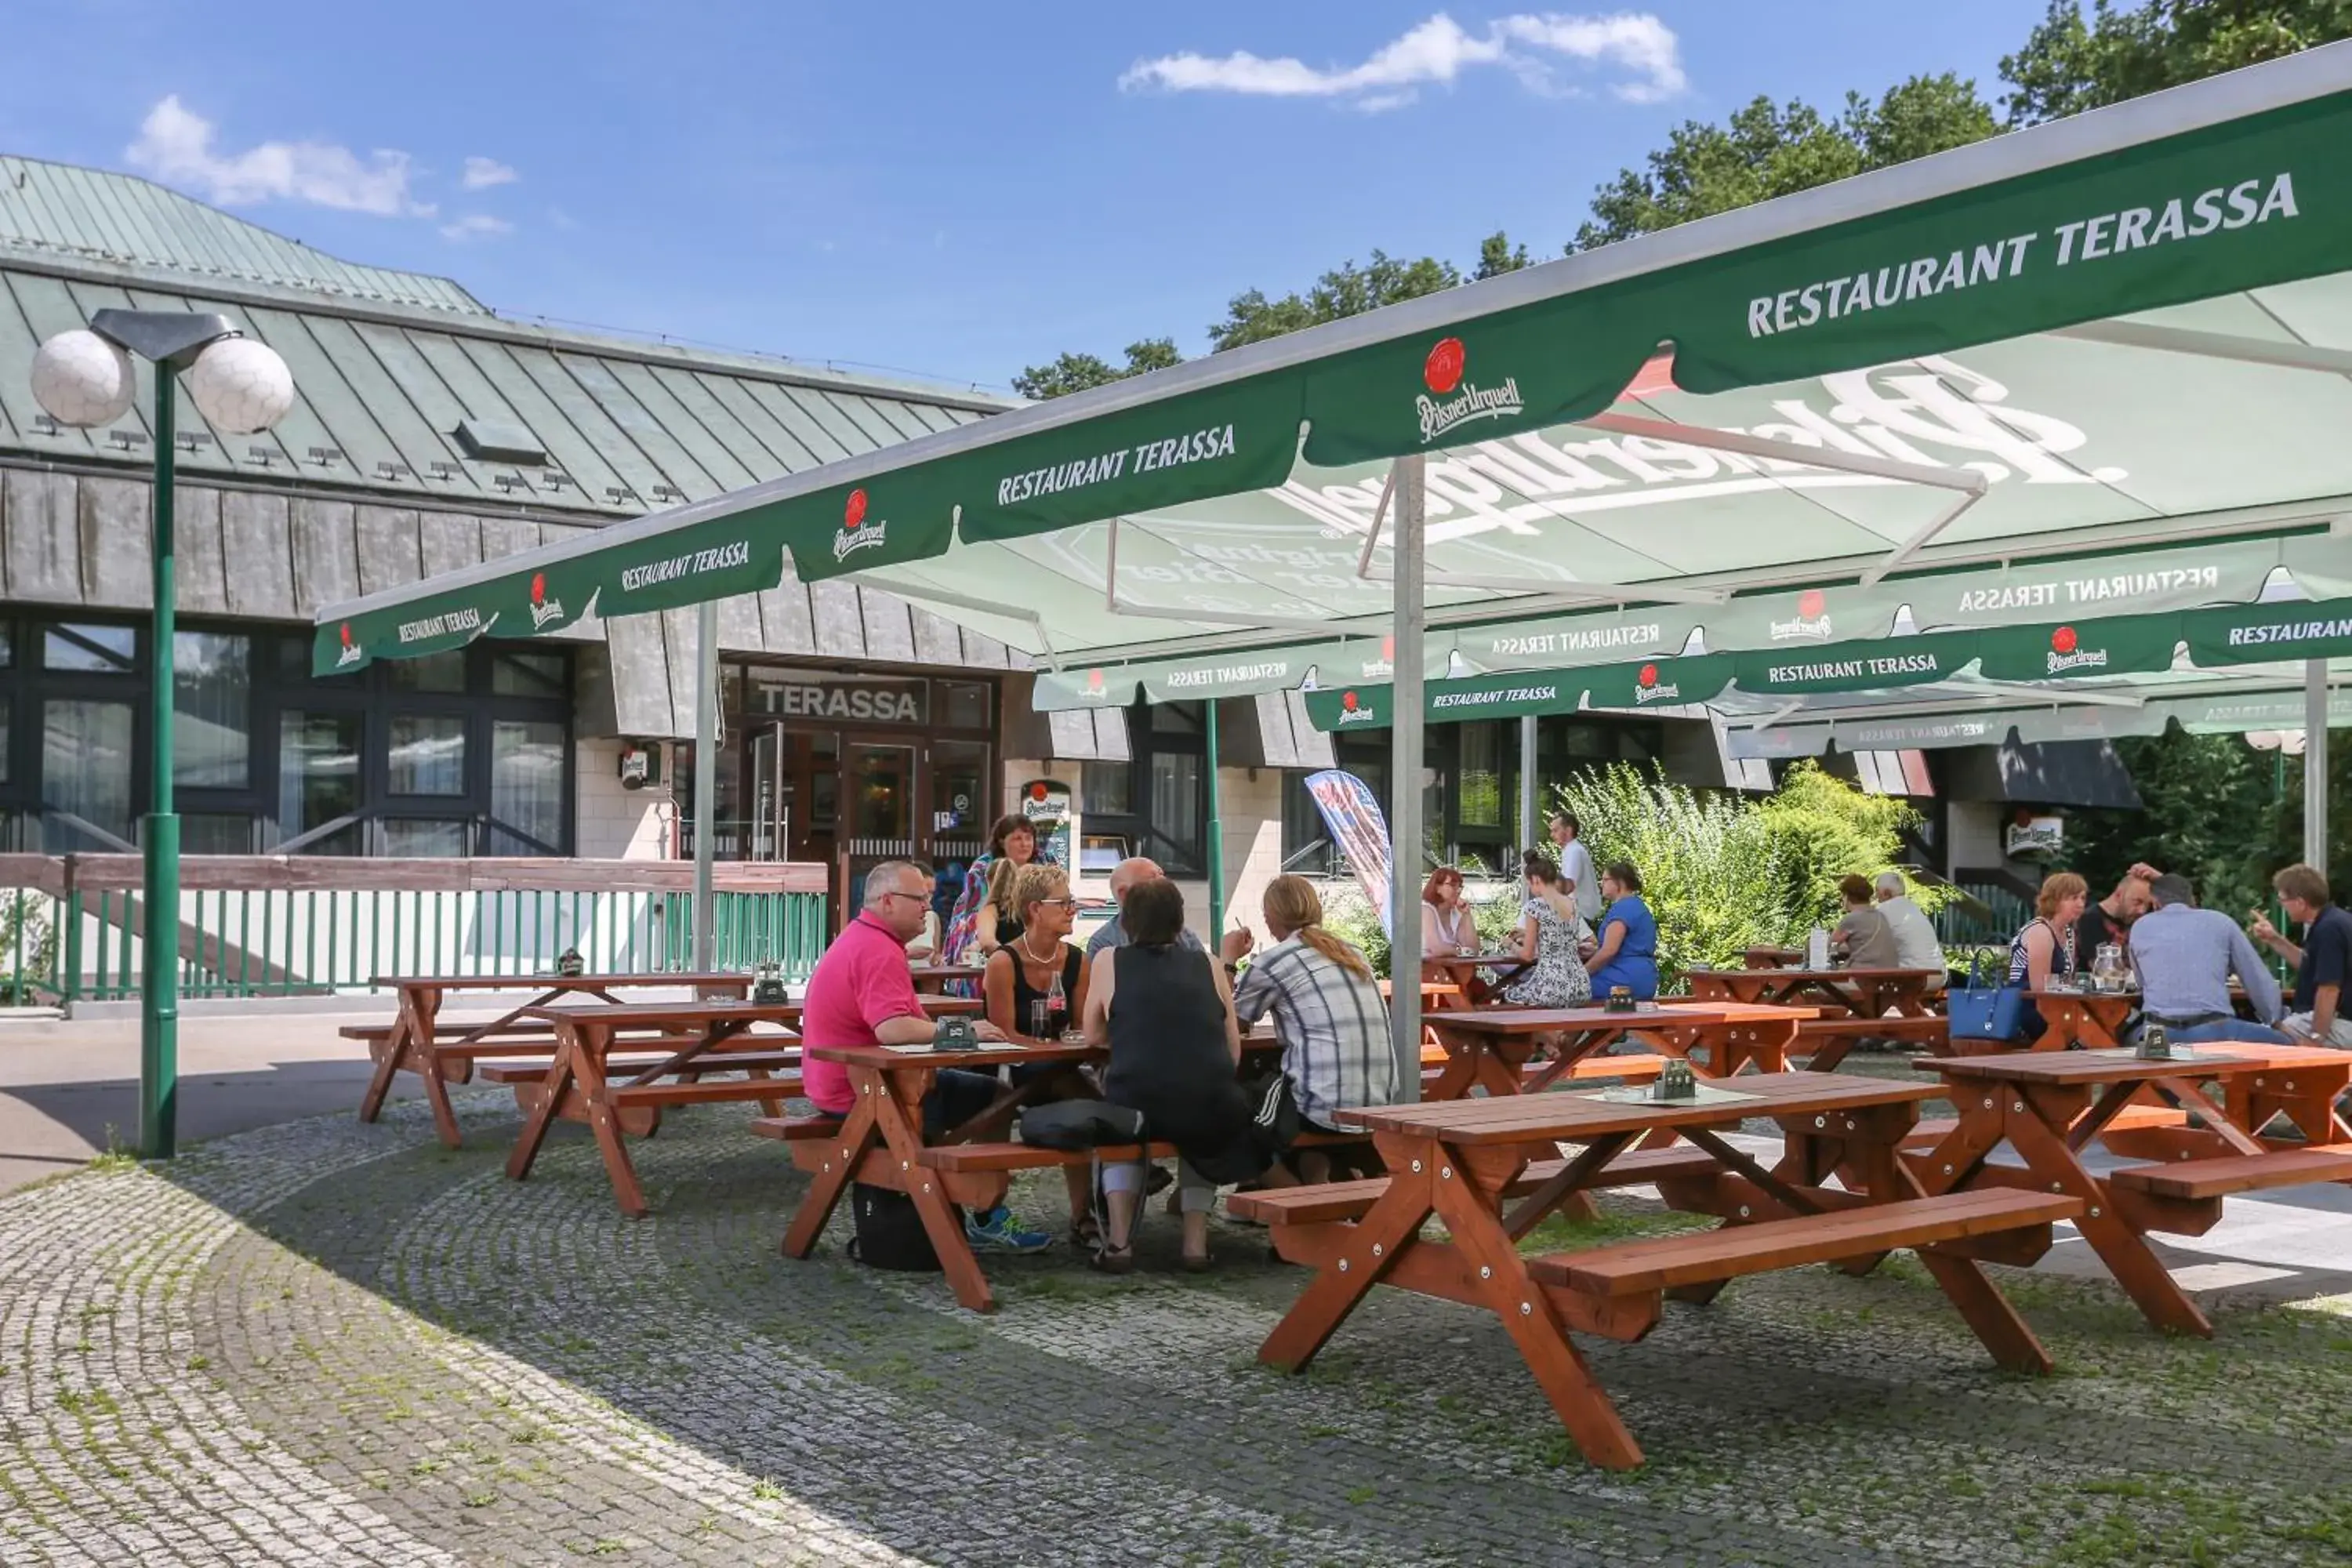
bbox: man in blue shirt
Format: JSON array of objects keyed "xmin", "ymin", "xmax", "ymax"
[
  {"xmin": 2126, "ymin": 874, "xmax": 2284, "ymax": 1045},
  {"xmin": 2249, "ymin": 862, "xmax": 2352, "ymax": 1047}
]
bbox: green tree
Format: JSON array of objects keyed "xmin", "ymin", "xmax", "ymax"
[
  {"xmin": 1571, "ymin": 74, "xmax": 1999, "ymax": 250},
  {"xmin": 2060, "ymin": 728, "xmax": 2282, "ymax": 917},
  {"xmin": 2003, "ymin": 0, "xmax": 2352, "ymax": 125},
  {"xmin": 1207, "ymin": 249, "xmax": 1462, "ymax": 352},
  {"xmin": 1011, "ymin": 336, "xmax": 1183, "ymax": 401},
  {"xmin": 1474, "ymin": 230, "xmax": 1531, "ymax": 279}
]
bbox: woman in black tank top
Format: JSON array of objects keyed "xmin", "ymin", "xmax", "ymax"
[
  {"xmin": 1082, "ymin": 879, "xmax": 1269, "ymax": 1271},
  {"xmin": 983, "ymin": 865, "xmax": 1098, "ymax": 1245}
]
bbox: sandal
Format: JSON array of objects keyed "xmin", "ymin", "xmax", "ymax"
[
  {"xmin": 1090, "ymin": 1242, "xmax": 1134, "ymax": 1275},
  {"xmin": 1181, "ymin": 1249, "xmax": 1212, "ymax": 1274},
  {"xmin": 1069, "ymin": 1213, "xmax": 1103, "ymax": 1250}
]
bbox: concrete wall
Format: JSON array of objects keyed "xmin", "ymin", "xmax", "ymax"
[{"xmin": 575, "ymin": 735, "xmax": 674, "ymax": 860}]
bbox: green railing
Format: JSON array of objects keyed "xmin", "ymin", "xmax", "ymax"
[{"xmin": 0, "ymin": 854, "xmax": 830, "ymax": 1006}]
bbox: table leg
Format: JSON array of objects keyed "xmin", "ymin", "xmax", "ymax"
[
  {"xmin": 358, "ymin": 986, "xmax": 421, "ymax": 1125},
  {"xmin": 1260, "ymin": 1152, "xmax": 1436, "ymax": 1373},
  {"xmin": 2004, "ymin": 1093, "xmax": 2212, "ymax": 1338},
  {"xmin": 869, "ymin": 1067, "xmax": 998, "ymax": 1312},
  {"xmin": 785, "ymin": 1098, "xmax": 876, "ymax": 1261},
  {"xmin": 1428, "ymin": 1141, "xmax": 1644, "ymax": 1470},
  {"xmin": 406, "ymin": 986, "xmax": 465, "ymax": 1148},
  {"xmin": 570, "ymin": 1022, "xmax": 655, "ymax": 1218},
  {"xmin": 1860, "ymin": 1139, "xmax": 2053, "ymax": 1374},
  {"xmin": 506, "ymin": 1017, "xmax": 576, "ymax": 1183},
  {"xmin": 452, "ymin": 985, "xmax": 564, "ymax": 1048}
]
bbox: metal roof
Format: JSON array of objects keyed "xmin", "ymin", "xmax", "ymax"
[
  {"xmin": 0, "ymin": 256, "xmax": 1012, "ymax": 524},
  {"xmin": 0, "ymin": 155, "xmax": 488, "ymax": 315}
]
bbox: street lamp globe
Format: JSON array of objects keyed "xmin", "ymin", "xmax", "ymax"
[
  {"xmin": 187, "ymin": 336, "xmax": 294, "ymax": 434},
  {"xmin": 30, "ymin": 328, "xmax": 136, "ymax": 428}
]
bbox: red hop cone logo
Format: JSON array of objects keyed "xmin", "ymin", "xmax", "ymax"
[
  {"xmin": 1342, "ymin": 691, "xmax": 1359, "ymax": 712},
  {"xmin": 1798, "ymin": 589, "xmax": 1827, "ymax": 619},
  {"xmin": 1029, "ymin": 782, "xmax": 1049, "ymax": 802},
  {"xmin": 339, "ymin": 622, "xmax": 353, "ymax": 648},
  {"xmin": 1423, "ymin": 337, "xmax": 1465, "ymax": 395},
  {"xmin": 1381, "ymin": 634, "xmax": 1396, "ymax": 661},
  {"xmin": 530, "ymin": 572, "xmax": 546, "ymax": 607},
  {"xmin": 2052, "ymin": 626, "xmax": 2078, "ymax": 654},
  {"xmin": 1086, "ymin": 668, "xmax": 1104, "ymax": 691},
  {"xmin": 844, "ymin": 488, "xmax": 868, "ymax": 529},
  {"xmin": 1639, "ymin": 663, "xmax": 1660, "ymax": 688}
]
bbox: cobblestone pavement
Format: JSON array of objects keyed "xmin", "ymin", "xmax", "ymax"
[{"xmin": 4, "ymin": 1091, "xmax": 2351, "ymax": 1566}]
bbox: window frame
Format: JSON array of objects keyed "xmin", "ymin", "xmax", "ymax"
[{"xmin": 1082, "ymin": 699, "xmax": 1210, "ymax": 877}]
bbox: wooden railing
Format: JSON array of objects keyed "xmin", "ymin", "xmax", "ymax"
[{"xmin": 0, "ymin": 855, "xmax": 829, "ymax": 1006}]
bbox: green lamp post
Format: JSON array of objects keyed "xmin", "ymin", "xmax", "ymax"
[{"xmin": 31, "ymin": 310, "xmax": 296, "ymax": 1159}]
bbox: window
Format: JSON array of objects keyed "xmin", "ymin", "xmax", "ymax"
[
  {"xmin": 45, "ymin": 624, "xmax": 135, "ymax": 673},
  {"xmin": 937, "ymin": 681, "xmax": 990, "ymax": 731},
  {"xmin": 387, "ymin": 651, "xmax": 466, "ymax": 694},
  {"xmin": 1083, "ymin": 700, "xmax": 1207, "ymax": 874},
  {"xmin": 0, "ymin": 621, "xmax": 574, "ymax": 859},
  {"xmin": 174, "ymin": 631, "xmax": 251, "ymax": 789},
  {"xmin": 278, "ymin": 710, "xmax": 361, "ymax": 851},
  {"xmin": 1457, "ymin": 721, "xmax": 1504, "ymax": 829},
  {"xmin": 492, "ymin": 652, "xmax": 567, "ymax": 699},
  {"xmin": 1080, "ymin": 760, "xmax": 1132, "ymax": 817},
  {"xmin": 42, "ymin": 699, "xmax": 135, "ymax": 850},
  {"xmin": 388, "ymin": 713, "xmax": 467, "ymax": 796},
  {"xmin": 488, "ymin": 719, "xmax": 565, "ymax": 853}
]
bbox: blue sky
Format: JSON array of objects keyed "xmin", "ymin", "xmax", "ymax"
[{"xmin": 4, "ymin": 2, "xmax": 2058, "ymax": 393}]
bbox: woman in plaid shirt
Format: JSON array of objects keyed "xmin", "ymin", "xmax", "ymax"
[{"xmin": 1228, "ymin": 876, "xmax": 1400, "ymax": 1181}]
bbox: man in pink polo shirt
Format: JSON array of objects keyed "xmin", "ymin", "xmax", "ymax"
[{"xmin": 800, "ymin": 859, "xmax": 1048, "ymax": 1253}]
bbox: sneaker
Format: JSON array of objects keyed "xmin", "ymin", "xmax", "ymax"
[{"xmin": 965, "ymin": 1206, "xmax": 1052, "ymax": 1254}]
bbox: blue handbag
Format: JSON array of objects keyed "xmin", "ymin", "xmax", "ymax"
[{"xmin": 1947, "ymin": 951, "xmax": 2025, "ymax": 1042}]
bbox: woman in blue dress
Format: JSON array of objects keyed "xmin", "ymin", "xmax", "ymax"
[{"xmin": 1583, "ymin": 862, "xmax": 1661, "ymax": 1001}]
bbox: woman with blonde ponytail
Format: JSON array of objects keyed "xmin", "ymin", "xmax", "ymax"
[{"xmin": 1230, "ymin": 875, "xmax": 1399, "ymax": 1179}]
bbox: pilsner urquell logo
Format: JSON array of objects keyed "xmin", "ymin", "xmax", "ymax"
[
  {"xmin": 1335, "ymin": 689, "xmax": 1378, "ymax": 725},
  {"xmin": 526, "ymin": 570, "xmax": 565, "ymax": 630},
  {"xmin": 833, "ymin": 487, "xmax": 887, "ymax": 562},
  {"xmin": 2045, "ymin": 623, "xmax": 2107, "ymax": 675},
  {"xmin": 1414, "ymin": 336, "xmax": 1523, "ymax": 445},
  {"xmin": 1770, "ymin": 587, "xmax": 1834, "ymax": 643},
  {"xmin": 1633, "ymin": 661, "xmax": 1679, "ymax": 704},
  {"xmin": 1084, "ymin": 668, "xmax": 1106, "ymax": 701},
  {"xmin": 1362, "ymin": 633, "xmax": 1396, "ymax": 679},
  {"xmin": 335, "ymin": 621, "xmax": 363, "ymax": 668}
]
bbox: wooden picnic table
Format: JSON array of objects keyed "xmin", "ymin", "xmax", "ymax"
[
  {"xmin": 1233, "ymin": 1073, "xmax": 2077, "ymax": 1469},
  {"xmin": 785, "ymin": 1036, "xmax": 1102, "ymax": 1308},
  {"xmin": 360, "ymin": 971, "xmax": 751, "ymax": 1147},
  {"xmin": 1686, "ymin": 964, "xmax": 1940, "ymax": 1021},
  {"xmin": 503, "ymin": 995, "xmax": 982, "ymax": 1215},
  {"xmin": 907, "ymin": 964, "xmax": 985, "ymax": 995},
  {"xmin": 778, "ymin": 1025, "xmax": 1295, "ymax": 1310},
  {"xmin": 2020, "ymin": 985, "xmax": 2140, "ymax": 1051},
  {"xmin": 1422, "ymin": 1003, "xmax": 1773, "ymax": 1101},
  {"xmin": 1911, "ymin": 1044, "xmax": 2352, "ymax": 1337},
  {"xmin": 1425, "ymin": 952, "xmax": 1534, "ymax": 1007},
  {"xmin": 1742, "ymin": 945, "xmax": 1806, "ymax": 969}
]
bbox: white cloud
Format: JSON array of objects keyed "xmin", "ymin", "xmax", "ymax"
[
  {"xmin": 125, "ymin": 95, "xmax": 430, "ymax": 215},
  {"xmin": 438, "ymin": 213, "xmax": 514, "ymax": 241},
  {"xmin": 461, "ymin": 155, "xmax": 519, "ymax": 190},
  {"xmin": 1120, "ymin": 11, "xmax": 1685, "ymax": 111}
]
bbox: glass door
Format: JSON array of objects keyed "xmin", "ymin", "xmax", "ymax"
[
  {"xmin": 748, "ymin": 723, "xmax": 789, "ymax": 861},
  {"xmin": 840, "ymin": 739, "xmax": 918, "ymax": 924}
]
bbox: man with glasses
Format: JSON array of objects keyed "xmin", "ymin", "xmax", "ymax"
[{"xmin": 800, "ymin": 859, "xmax": 1050, "ymax": 1253}]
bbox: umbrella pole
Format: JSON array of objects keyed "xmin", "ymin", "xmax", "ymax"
[
  {"xmin": 1519, "ymin": 713, "xmax": 1539, "ymax": 862},
  {"xmin": 1207, "ymin": 695, "xmax": 1225, "ymax": 943},
  {"xmin": 1388, "ymin": 456, "xmax": 1426, "ymax": 1093},
  {"xmin": 2305, "ymin": 658, "xmax": 2328, "ymax": 870},
  {"xmin": 693, "ymin": 599, "xmax": 717, "ymax": 971}
]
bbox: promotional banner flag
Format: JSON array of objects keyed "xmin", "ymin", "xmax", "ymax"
[{"xmin": 1302, "ymin": 770, "xmax": 1396, "ymax": 938}]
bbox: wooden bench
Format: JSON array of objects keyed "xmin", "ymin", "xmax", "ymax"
[
  {"xmin": 487, "ymin": 1051, "xmax": 801, "ymax": 1134},
  {"xmin": 2107, "ymin": 1145, "xmax": 2352, "ymax": 1201},
  {"xmin": 339, "ymin": 1021, "xmax": 560, "ymax": 1042},
  {"xmin": 1527, "ymin": 1189, "xmax": 2079, "ymax": 1296}
]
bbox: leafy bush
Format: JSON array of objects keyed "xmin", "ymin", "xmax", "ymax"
[{"xmin": 1552, "ymin": 760, "xmax": 1947, "ymax": 985}]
